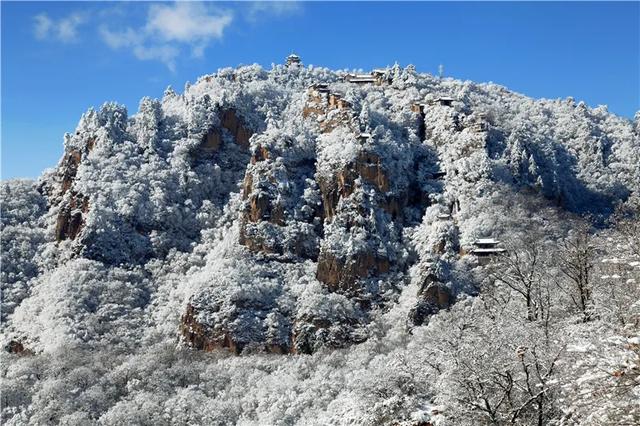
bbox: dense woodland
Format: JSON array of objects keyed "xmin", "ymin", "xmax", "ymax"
[{"xmin": 1, "ymin": 61, "xmax": 639, "ymax": 425}]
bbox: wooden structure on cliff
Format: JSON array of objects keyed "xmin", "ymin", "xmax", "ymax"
[
  {"xmin": 345, "ymin": 74, "xmax": 377, "ymax": 85},
  {"xmin": 470, "ymin": 238, "xmax": 507, "ymax": 264},
  {"xmin": 286, "ymin": 53, "xmax": 301, "ymax": 67},
  {"xmin": 430, "ymin": 96, "xmax": 455, "ymax": 107},
  {"xmin": 344, "ymin": 69, "xmax": 390, "ymax": 86}
]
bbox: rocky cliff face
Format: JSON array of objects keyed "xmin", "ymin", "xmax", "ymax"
[
  {"xmin": 201, "ymin": 108, "xmax": 253, "ymax": 153},
  {"xmin": 52, "ymin": 135, "xmax": 96, "ymax": 243}
]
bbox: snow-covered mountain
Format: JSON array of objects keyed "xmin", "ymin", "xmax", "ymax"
[{"xmin": 2, "ymin": 60, "xmax": 639, "ymax": 425}]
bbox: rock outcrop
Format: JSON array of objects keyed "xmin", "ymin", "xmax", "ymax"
[
  {"xmin": 201, "ymin": 128, "xmax": 222, "ymax": 151},
  {"xmin": 221, "ymin": 109, "xmax": 253, "ymax": 149},
  {"xmin": 55, "ymin": 193, "xmax": 89, "ymax": 241},
  {"xmin": 317, "ymin": 151, "xmax": 392, "ymax": 220},
  {"xmin": 180, "ymin": 301, "xmax": 365, "ymax": 355},
  {"xmin": 314, "ymin": 148, "xmax": 402, "ymax": 293},
  {"xmin": 238, "ymin": 134, "xmax": 321, "ymax": 260},
  {"xmin": 291, "ymin": 312, "xmax": 366, "ymax": 355},
  {"xmin": 180, "ymin": 303, "xmax": 245, "ymax": 353},
  {"xmin": 60, "ymin": 149, "xmax": 82, "ymax": 195},
  {"xmin": 53, "ymin": 136, "xmax": 96, "ymax": 242},
  {"xmin": 199, "ymin": 108, "xmax": 253, "ymax": 152},
  {"xmin": 409, "ymin": 273, "xmax": 453, "ymax": 326},
  {"xmin": 4, "ymin": 340, "xmax": 34, "ymax": 356},
  {"xmin": 303, "ymin": 87, "xmax": 357, "ymax": 134},
  {"xmin": 316, "ymin": 250, "xmax": 390, "ymax": 292},
  {"xmin": 181, "ymin": 300, "xmax": 293, "ymax": 355}
]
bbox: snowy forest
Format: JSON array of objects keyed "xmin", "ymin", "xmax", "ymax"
[{"xmin": 1, "ymin": 59, "xmax": 639, "ymax": 425}]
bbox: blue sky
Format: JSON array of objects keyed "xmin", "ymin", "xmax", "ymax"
[{"xmin": 2, "ymin": 1, "xmax": 639, "ymax": 179}]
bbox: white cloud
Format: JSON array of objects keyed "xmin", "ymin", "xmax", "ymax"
[
  {"xmin": 99, "ymin": 25, "xmax": 179, "ymax": 72},
  {"xmin": 146, "ymin": 2, "xmax": 232, "ymax": 43},
  {"xmin": 99, "ymin": 26, "xmax": 142, "ymax": 50},
  {"xmin": 33, "ymin": 14, "xmax": 52, "ymax": 39},
  {"xmin": 246, "ymin": 1, "xmax": 302, "ymax": 22},
  {"xmin": 33, "ymin": 2, "xmax": 299, "ymax": 71},
  {"xmin": 57, "ymin": 14, "xmax": 86, "ymax": 42},
  {"xmin": 133, "ymin": 45, "xmax": 181, "ymax": 72},
  {"xmin": 99, "ymin": 2, "xmax": 232, "ymax": 71},
  {"xmin": 33, "ymin": 12, "xmax": 86, "ymax": 43}
]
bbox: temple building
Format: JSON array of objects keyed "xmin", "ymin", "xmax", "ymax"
[
  {"xmin": 470, "ymin": 238, "xmax": 507, "ymax": 264},
  {"xmin": 286, "ymin": 54, "xmax": 301, "ymax": 67}
]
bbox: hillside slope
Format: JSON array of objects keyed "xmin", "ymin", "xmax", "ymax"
[{"xmin": 2, "ymin": 62, "xmax": 639, "ymax": 425}]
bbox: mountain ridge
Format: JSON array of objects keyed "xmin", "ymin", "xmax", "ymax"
[{"xmin": 2, "ymin": 60, "xmax": 639, "ymax": 425}]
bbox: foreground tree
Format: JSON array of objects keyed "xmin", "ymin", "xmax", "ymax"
[
  {"xmin": 556, "ymin": 223, "xmax": 595, "ymax": 322},
  {"xmin": 613, "ymin": 196, "xmax": 640, "ymax": 257},
  {"xmin": 488, "ymin": 233, "xmax": 552, "ymax": 323}
]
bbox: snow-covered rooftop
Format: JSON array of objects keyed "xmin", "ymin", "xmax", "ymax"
[
  {"xmin": 470, "ymin": 248, "xmax": 507, "ymax": 254},
  {"xmin": 474, "ymin": 238, "xmax": 500, "ymax": 245},
  {"xmin": 348, "ymin": 77, "xmax": 376, "ymax": 83}
]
